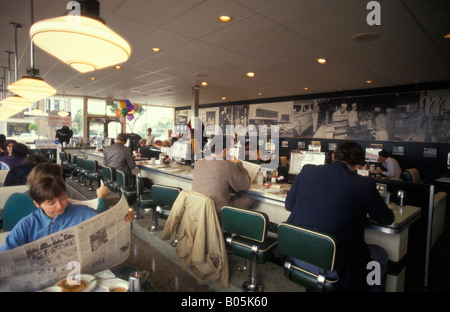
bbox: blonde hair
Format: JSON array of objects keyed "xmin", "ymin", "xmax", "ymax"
[{"xmin": 27, "ymin": 162, "xmax": 63, "ymax": 186}]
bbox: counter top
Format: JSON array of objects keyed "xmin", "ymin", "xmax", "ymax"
[{"xmin": 137, "ymin": 162, "xmax": 421, "ymax": 233}]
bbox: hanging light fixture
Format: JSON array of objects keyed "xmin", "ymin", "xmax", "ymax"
[
  {"xmin": 8, "ymin": 0, "xmax": 56, "ymax": 102},
  {"xmin": 29, "ymin": 0, "xmax": 131, "ymax": 73},
  {"xmin": 1, "ymin": 25, "xmax": 32, "ymax": 112}
]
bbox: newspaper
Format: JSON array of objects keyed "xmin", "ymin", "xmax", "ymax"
[{"xmin": 0, "ymin": 195, "xmax": 131, "ymax": 292}]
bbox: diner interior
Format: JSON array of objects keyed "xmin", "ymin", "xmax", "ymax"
[{"xmin": 1, "ymin": 0, "xmax": 450, "ymax": 294}]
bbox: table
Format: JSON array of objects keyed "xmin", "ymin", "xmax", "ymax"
[{"xmin": 137, "ymin": 162, "xmax": 421, "ymax": 291}]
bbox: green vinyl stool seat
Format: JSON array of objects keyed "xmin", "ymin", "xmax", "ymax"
[
  {"xmin": 277, "ymin": 222, "xmax": 340, "ymax": 292},
  {"xmin": 139, "ymin": 183, "xmax": 182, "ymax": 232},
  {"xmin": 115, "ymin": 169, "xmax": 138, "ymax": 213},
  {"xmin": 221, "ymin": 206, "xmax": 277, "ymax": 292},
  {"xmin": 101, "ymin": 166, "xmax": 119, "ymax": 193},
  {"xmin": 83, "ymin": 159, "xmax": 102, "ymax": 191}
]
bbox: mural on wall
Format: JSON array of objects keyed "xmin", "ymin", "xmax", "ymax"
[{"xmin": 175, "ymin": 88, "xmax": 450, "ymax": 143}]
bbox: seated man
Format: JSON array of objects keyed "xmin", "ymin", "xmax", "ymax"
[
  {"xmin": 376, "ymin": 149, "xmax": 402, "ymax": 178},
  {"xmin": 0, "ymin": 176, "xmax": 134, "ymax": 251},
  {"xmin": 283, "ymin": 142, "xmax": 394, "ymax": 291}
]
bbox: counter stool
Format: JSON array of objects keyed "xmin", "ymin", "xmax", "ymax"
[
  {"xmin": 74, "ymin": 158, "xmax": 87, "ymax": 184},
  {"xmin": 83, "ymin": 159, "xmax": 102, "ymax": 191},
  {"xmin": 221, "ymin": 206, "xmax": 277, "ymax": 292},
  {"xmin": 277, "ymin": 222, "xmax": 339, "ymax": 292},
  {"xmin": 115, "ymin": 169, "xmax": 137, "ymax": 210},
  {"xmin": 101, "ymin": 166, "xmax": 119, "ymax": 193},
  {"xmin": 136, "ymin": 174, "xmax": 152, "ymax": 219},
  {"xmin": 144, "ymin": 184, "xmax": 182, "ymax": 232}
]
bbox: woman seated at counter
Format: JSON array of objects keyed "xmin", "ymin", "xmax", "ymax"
[{"xmin": 1, "ymin": 163, "xmax": 110, "ymax": 232}]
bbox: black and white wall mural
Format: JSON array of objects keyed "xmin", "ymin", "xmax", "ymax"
[{"xmin": 175, "ymin": 88, "xmax": 450, "ymax": 143}]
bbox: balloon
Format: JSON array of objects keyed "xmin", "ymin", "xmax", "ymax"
[
  {"xmin": 121, "ymin": 108, "xmax": 128, "ymax": 117},
  {"xmin": 119, "ymin": 116, "xmax": 126, "ymax": 124},
  {"xmin": 114, "ymin": 108, "xmax": 121, "ymax": 117},
  {"xmin": 125, "ymin": 100, "xmax": 131, "ymax": 105},
  {"xmin": 133, "ymin": 103, "xmax": 140, "ymax": 111},
  {"xmin": 127, "ymin": 114, "xmax": 134, "ymax": 121},
  {"xmin": 119, "ymin": 100, "xmax": 126, "ymax": 108},
  {"xmin": 127, "ymin": 106, "xmax": 133, "ymax": 112}
]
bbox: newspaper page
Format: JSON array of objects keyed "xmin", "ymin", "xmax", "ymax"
[{"xmin": 0, "ymin": 195, "xmax": 131, "ymax": 292}]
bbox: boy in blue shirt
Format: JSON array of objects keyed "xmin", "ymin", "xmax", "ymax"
[{"xmin": 1, "ymin": 176, "xmax": 134, "ymax": 251}]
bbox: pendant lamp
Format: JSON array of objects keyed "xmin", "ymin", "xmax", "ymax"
[
  {"xmin": 8, "ymin": 0, "xmax": 56, "ymax": 102},
  {"xmin": 1, "ymin": 25, "xmax": 32, "ymax": 113},
  {"xmin": 29, "ymin": 0, "xmax": 131, "ymax": 73}
]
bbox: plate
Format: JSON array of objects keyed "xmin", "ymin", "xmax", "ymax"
[{"xmin": 55, "ymin": 274, "xmax": 97, "ymax": 292}]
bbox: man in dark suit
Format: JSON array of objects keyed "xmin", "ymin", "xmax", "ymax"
[
  {"xmin": 284, "ymin": 142, "xmax": 394, "ymax": 291},
  {"xmin": 103, "ymin": 133, "xmax": 136, "ymax": 186}
]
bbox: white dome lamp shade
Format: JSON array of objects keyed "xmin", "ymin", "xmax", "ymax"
[
  {"xmin": 29, "ymin": 0, "xmax": 131, "ymax": 73},
  {"xmin": 8, "ymin": 1, "xmax": 56, "ymax": 102}
]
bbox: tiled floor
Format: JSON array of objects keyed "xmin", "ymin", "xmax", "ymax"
[{"xmin": 66, "ymin": 178, "xmax": 450, "ymax": 292}]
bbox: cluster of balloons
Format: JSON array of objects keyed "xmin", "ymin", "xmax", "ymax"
[{"xmin": 114, "ymin": 100, "xmax": 139, "ymax": 124}]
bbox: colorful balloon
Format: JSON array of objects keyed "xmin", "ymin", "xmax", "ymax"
[
  {"xmin": 119, "ymin": 100, "xmax": 126, "ymax": 108},
  {"xmin": 127, "ymin": 114, "xmax": 134, "ymax": 121},
  {"xmin": 119, "ymin": 116, "xmax": 126, "ymax": 124},
  {"xmin": 133, "ymin": 103, "xmax": 140, "ymax": 111},
  {"xmin": 121, "ymin": 108, "xmax": 128, "ymax": 117},
  {"xmin": 114, "ymin": 108, "xmax": 121, "ymax": 117}
]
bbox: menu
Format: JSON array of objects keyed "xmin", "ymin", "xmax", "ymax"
[{"xmin": 0, "ymin": 195, "xmax": 131, "ymax": 292}]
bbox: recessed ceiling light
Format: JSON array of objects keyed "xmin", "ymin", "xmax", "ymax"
[
  {"xmin": 221, "ymin": 97, "xmax": 227, "ymax": 100},
  {"xmin": 90, "ymin": 77, "xmax": 96, "ymax": 81},
  {"xmin": 219, "ymin": 15, "xmax": 232, "ymax": 22},
  {"xmin": 246, "ymin": 72, "xmax": 255, "ymax": 78},
  {"xmin": 257, "ymin": 92, "xmax": 263, "ymax": 96},
  {"xmin": 201, "ymin": 81, "xmax": 208, "ymax": 86},
  {"xmin": 351, "ymin": 33, "xmax": 380, "ymax": 43},
  {"xmin": 152, "ymin": 47, "xmax": 161, "ymax": 52},
  {"xmin": 366, "ymin": 80, "xmax": 373, "ymax": 84},
  {"xmin": 115, "ymin": 65, "xmax": 121, "ymax": 69},
  {"xmin": 317, "ymin": 58, "xmax": 327, "ymax": 64},
  {"xmin": 304, "ymin": 87, "xmax": 309, "ymax": 91},
  {"xmin": 444, "ymin": 33, "xmax": 450, "ymax": 39}
]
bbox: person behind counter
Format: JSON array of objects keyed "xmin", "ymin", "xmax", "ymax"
[
  {"xmin": 282, "ymin": 141, "xmax": 394, "ymax": 291},
  {"xmin": 192, "ymin": 136, "xmax": 254, "ymax": 216},
  {"xmin": 103, "ymin": 133, "xmax": 136, "ymax": 186},
  {"xmin": 145, "ymin": 128, "xmax": 155, "ymax": 147},
  {"xmin": 0, "ymin": 175, "xmax": 134, "ymax": 251},
  {"xmin": 376, "ymin": 149, "xmax": 402, "ymax": 178}
]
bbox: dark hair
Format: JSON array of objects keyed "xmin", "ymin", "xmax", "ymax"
[
  {"xmin": 117, "ymin": 133, "xmax": 128, "ymax": 142},
  {"xmin": 0, "ymin": 134, "xmax": 5, "ymax": 148},
  {"xmin": 3, "ymin": 139, "xmax": 16, "ymax": 149},
  {"xmin": 22, "ymin": 153, "xmax": 49, "ymax": 165},
  {"xmin": 30, "ymin": 176, "xmax": 66, "ymax": 205},
  {"xmin": 334, "ymin": 142, "xmax": 365, "ymax": 166},
  {"xmin": 378, "ymin": 149, "xmax": 390, "ymax": 158},
  {"xmin": 12, "ymin": 143, "xmax": 29, "ymax": 157}
]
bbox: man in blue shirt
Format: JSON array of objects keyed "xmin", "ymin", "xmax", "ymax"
[{"xmin": 0, "ymin": 176, "xmax": 134, "ymax": 251}]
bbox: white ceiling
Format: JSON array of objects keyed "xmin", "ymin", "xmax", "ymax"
[{"xmin": 0, "ymin": 0, "xmax": 449, "ymax": 108}]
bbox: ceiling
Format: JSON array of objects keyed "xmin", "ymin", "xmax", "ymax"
[{"xmin": 0, "ymin": 0, "xmax": 449, "ymax": 108}]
